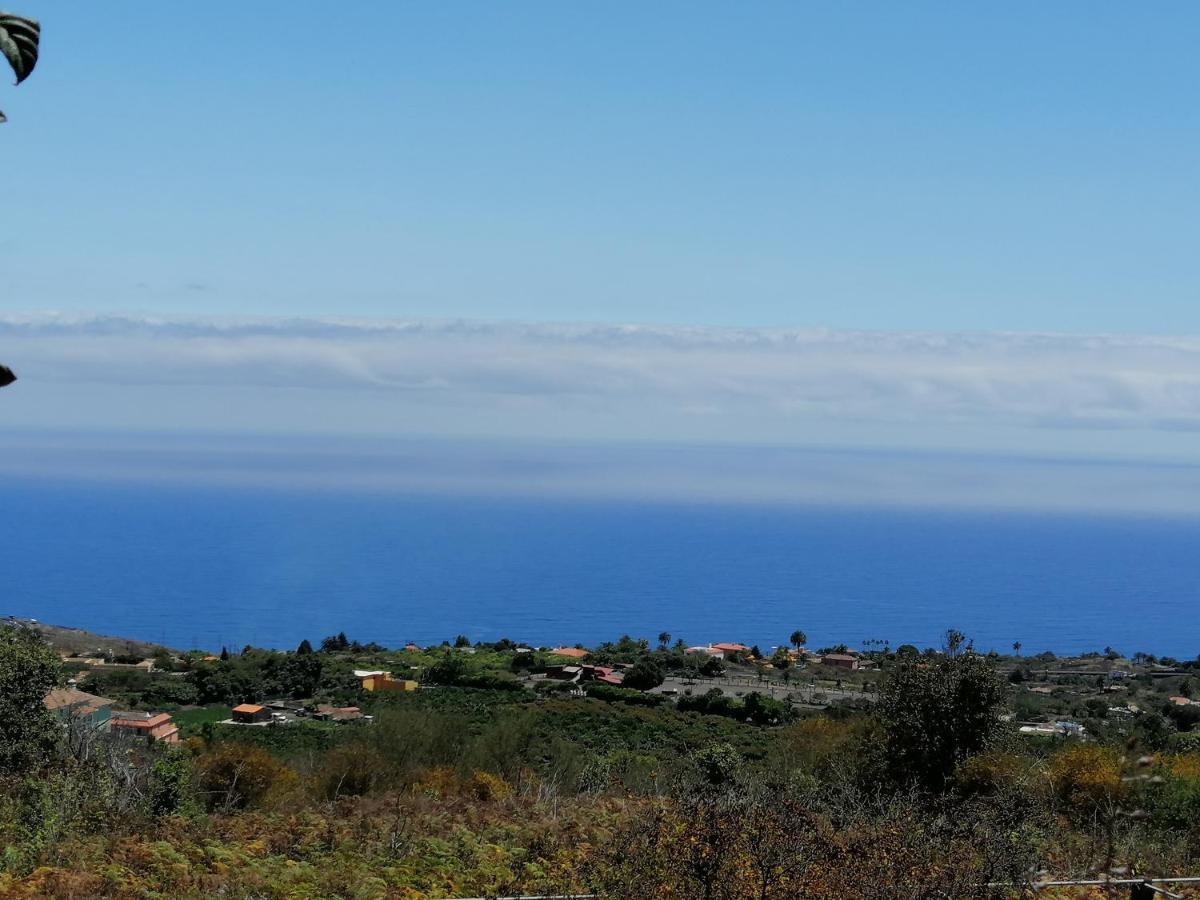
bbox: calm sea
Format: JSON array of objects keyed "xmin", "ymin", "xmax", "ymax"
[{"xmin": 2, "ymin": 479, "xmax": 1197, "ymax": 658}]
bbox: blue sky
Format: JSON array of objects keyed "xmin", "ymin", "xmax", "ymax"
[
  {"xmin": 4, "ymin": 2, "xmax": 1199, "ymax": 331},
  {"xmin": 5, "ymin": 4, "xmax": 1200, "ymax": 510}
]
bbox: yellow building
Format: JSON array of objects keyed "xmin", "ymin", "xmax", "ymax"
[{"xmin": 356, "ymin": 670, "xmax": 418, "ymax": 693}]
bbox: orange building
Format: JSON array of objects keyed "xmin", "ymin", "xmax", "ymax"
[
  {"xmin": 231, "ymin": 703, "xmax": 272, "ymax": 724},
  {"xmin": 355, "ymin": 670, "xmax": 418, "ymax": 692},
  {"xmin": 109, "ymin": 711, "xmax": 179, "ymax": 743}
]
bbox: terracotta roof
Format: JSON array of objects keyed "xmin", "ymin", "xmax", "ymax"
[
  {"xmin": 549, "ymin": 647, "xmax": 589, "ymax": 659},
  {"xmin": 111, "ymin": 711, "xmax": 171, "ymax": 728},
  {"xmin": 232, "ymin": 703, "xmax": 265, "ymax": 714},
  {"xmin": 44, "ymin": 688, "xmax": 114, "ymax": 714},
  {"xmin": 711, "ymin": 643, "xmax": 750, "ymax": 653},
  {"xmin": 821, "ymin": 653, "xmax": 858, "ymax": 661}
]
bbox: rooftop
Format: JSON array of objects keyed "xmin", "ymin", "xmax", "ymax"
[{"xmin": 44, "ymin": 688, "xmax": 115, "ymax": 715}]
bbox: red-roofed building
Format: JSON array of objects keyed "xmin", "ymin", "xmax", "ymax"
[
  {"xmin": 711, "ymin": 643, "xmax": 750, "ymax": 655},
  {"xmin": 110, "ymin": 711, "xmax": 179, "ymax": 744},
  {"xmin": 231, "ymin": 703, "xmax": 271, "ymax": 724}
]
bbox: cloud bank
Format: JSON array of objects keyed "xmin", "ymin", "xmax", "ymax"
[{"xmin": 5, "ymin": 313, "xmax": 1200, "ymax": 440}]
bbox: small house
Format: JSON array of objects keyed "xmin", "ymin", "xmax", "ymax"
[
  {"xmin": 711, "ymin": 643, "xmax": 750, "ymax": 655},
  {"xmin": 231, "ymin": 703, "xmax": 272, "ymax": 724},
  {"xmin": 546, "ymin": 664, "xmax": 583, "ymax": 681},
  {"xmin": 110, "ymin": 711, "xmax": 180, "ymax": 744},
  {"xmin": 820, "ymin": 653, "xmax": 859, "ymax": 671},
  {"xmin": 44, "ymin": 688, "xmax": 115, "ymax": 731}
]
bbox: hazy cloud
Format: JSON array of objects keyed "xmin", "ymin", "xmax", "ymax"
[{"xmin": 5, "ymin": 313, "xmax": 1200, "ymax": 434}]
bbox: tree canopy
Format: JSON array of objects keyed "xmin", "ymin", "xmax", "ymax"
[
  {"xmin": 0, "ymin": 624, "xmax": 60, "ymax": 774},
  {"xmin": 877, "ymin": 645, "xmax": 1009, "ymax": 791}
]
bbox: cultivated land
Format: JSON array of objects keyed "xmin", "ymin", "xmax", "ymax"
[{"xmin": 3, "ymin": 620, "xmax": 1200, "ymax": 897}]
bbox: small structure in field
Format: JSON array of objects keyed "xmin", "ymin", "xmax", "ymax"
[
  {"xmin": 820, "ymin": 653, "xmax": 860, "ymax": 671},
  {"xmin": 231, "ymin": 703, "xmax": 272, "ymax": 724}
]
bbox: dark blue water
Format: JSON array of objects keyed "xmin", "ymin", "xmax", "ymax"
[{"xmin": 2, "ymin": 479, "xmax": 1197, "ymax": 658}]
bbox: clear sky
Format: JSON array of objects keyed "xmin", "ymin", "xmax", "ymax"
[{"xmin": 4, "ymin": 1, "xmax": 1199, "ymax": 331}]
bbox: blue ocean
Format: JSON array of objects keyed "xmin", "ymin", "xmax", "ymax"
[{"xmin": 2, "ymin": 477, "xmax": 1198, "ymax": 659}]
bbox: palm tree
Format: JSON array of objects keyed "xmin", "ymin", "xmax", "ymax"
[
  {"xmin": 789, "ymin": 630, "xmax": 807, "ymax": 651},
  {"xmin": 657, "ymin": 631, "xmax": 671, "ymax": 650},
  {"xmin": 1012, "ymin": 641, "xmax": 1022, "ymax": 657}
]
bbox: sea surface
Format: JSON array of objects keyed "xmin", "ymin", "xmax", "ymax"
[{"xmin": 2, "ymin": 478, "xmax": 1198, "ymax": 658}]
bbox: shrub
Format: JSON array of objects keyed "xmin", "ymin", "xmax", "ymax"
[
  {"xmin": 877, "ymin": 649, "xmax": 1009, "ymax": 791},
  {"xmin": 195, "ymin": 744, "xmax": 299, "ymax": 811},
  {"xmin": 1045, "ymin": 745, "xmax": 1123, "ymax": 811},
  {"xmin": 955, "ymin": 752, "xmax": 1027, "ymax": 797},
  {"xmin": 468, "ymin": 770, "xmax": 512, "ymax": 801}
]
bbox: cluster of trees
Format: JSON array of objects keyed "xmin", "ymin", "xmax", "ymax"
[{"xmin": 677, "ymin": 688, "xmax": 795, "ymax": 725}]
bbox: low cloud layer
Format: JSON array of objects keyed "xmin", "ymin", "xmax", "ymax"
[{"xmin": 5, "ymin": 313, "xmax": 1200, "ymax": 440}]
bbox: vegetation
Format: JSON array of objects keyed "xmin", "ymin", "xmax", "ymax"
[{"xmin": 5, "ymin": 623, "xmax": 1200, "ymax": 897}]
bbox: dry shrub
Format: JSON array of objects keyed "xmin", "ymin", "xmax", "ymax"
[
  {"xmin": 195, "ymin": 744, "xmax": 300, "ymax": 811},
  {"xmin": 467, "ymin": 770, "xmax": 512, "ymax": 801},
  {"xmin": 1045, "ymin": 745, "xmax": 1124, "ymax": 811}
]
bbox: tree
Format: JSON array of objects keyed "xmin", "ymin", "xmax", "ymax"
[
  {"xmin": 453, "ymin": 634, "xmax": 471, "ymax": 648},
  {"xmin": 943, "ymin": 629, "xmax": 969, "ymax": 657},
  {"xmin": 770, "ymin": 647, "xmax": 792, "ymax": 670},
  {"xmin": 219, "ymin": 646, "xmax": 230, "ymax": 661},
  {"xmin": 878, "ymin": 643, "xmax": 1008, "ymax": 791},
  {"xmin": 622, "ymin": 658, "xmax": 666, "ymax": 691},
  {"xmin": 273, "ymin": 653, "xmax": 322, "ymax": 699},
  {"xmin": 790, "ymin": 630, "xmax": 807, "ymax": 650},
  {"xmin": 296, "ymin": 638, "xmax": 313, "ymax": 654},
  {"xmin": 424, "ymin": 652, "xmax": 468, "ymax": 686},
  {"xmin": 1012, "ymin": 641, "xmax": 1022, "ymax": 657},
  {"xmin": 320, "ymin": 632, "xmax": 350, "ymax": 653},
  {"xmin": 657, "ymin": 631, "xmax": 671, "ymax": 650},
  {"xmin": 0, "ymin": 625, "xmax": 60, "ymax": 774}
]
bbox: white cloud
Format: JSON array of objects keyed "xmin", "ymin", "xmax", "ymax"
[{"xmin": 5, "ymin": 313, "xmax": 1200, "ymax": 435}]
